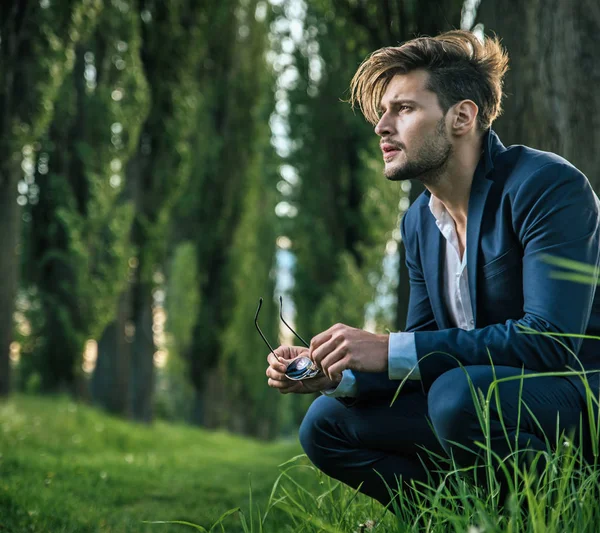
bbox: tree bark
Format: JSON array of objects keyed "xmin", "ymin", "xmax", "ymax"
[
  {"xmin": 92, "ymin": 289, "xmax": 132, "ymax": 416},
  {"xmin": 479, "ymin": 0, "xmax": 600, "ymax": 190},
  {"xmin": 129, "ymin": 278, "xmax": 154, "ymax": 423}
]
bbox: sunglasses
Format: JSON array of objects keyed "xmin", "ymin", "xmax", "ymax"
[{"xmin": 254, "ymin": 296, "xmax": 322, "ymax": 381}]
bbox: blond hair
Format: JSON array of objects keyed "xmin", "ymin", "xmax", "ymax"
[{"xmin": 349, "ymin": 30, "xmax": 509, "ymax": 131}]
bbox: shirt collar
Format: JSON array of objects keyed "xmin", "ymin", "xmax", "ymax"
[{"xmin": 428, "ymin": 194, "xmax": 446, "ymax": 224}]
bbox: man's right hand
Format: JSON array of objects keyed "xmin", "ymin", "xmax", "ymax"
[{"xmin": 266, "ymin": 345, "xmax": 340, "ymax": 394}]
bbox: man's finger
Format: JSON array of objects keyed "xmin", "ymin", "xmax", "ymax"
[
  {"xmin": 308, "ymin": 328, "xmax": 335, "ymax": 356},
  {"xmin": 311, "ymin": 335, "xmax": 342, "ymax": 367},
  {"xmin": 324, "ymin": 358, "xmax": 348, "ymax": 383},
  {"xmin": 268, "ymin": 378, "xmax": 301, "ymax": 393},
  {"xmin": 266, "ymin": 366, "xmax": 287, "ymax": 381},
  {"xmin": 267, "ymin": 378, "xmax": 292, "ymax": 389},
  {"xmin": 267, "ymin": 353, "xmax": 288, "ymax": 373},
  {"xmin": 280, "ymin": 382, "xmax": 303, "ymax": 394},
  {"xmin": 320, "ymin": 347, "xmax": 347, "ymax": 379}
]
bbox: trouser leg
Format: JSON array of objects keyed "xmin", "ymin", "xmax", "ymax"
[
  {"xmin": 428, "ymin": 365, "xmax": 593, "ymax": 502},
  {"xmin": 299, "ymin": 383, "xmax": 445, "ymax": 507}
]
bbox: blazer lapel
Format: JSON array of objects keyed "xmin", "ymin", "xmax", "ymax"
[
  {"xmin": 466, "ymin": 175, "xmax": 493, "ymax": 324},
  {"xmin": 422, "ymin": 204, "xmax": 451, "ymax": 329}
]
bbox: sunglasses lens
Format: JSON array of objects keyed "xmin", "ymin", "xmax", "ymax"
[{"xmin": 285, "ymin": 357, "xmax": 320, "ymax": 381}]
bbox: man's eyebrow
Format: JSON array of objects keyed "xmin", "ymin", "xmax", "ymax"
[{"xmin": 378, "ymin": 99, "xmax": 419, "ymax": 112}]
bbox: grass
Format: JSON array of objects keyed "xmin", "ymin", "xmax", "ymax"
[
  {"xmin": 0, "ymin": 394, "xmax": 306, "ymax": 532},
  {"xmin": 3, "ymin": 369, "xmax": 600, "ymax": 533}
]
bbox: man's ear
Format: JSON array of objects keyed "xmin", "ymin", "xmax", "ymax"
[{"xmin": 450, "ymin": 100, "xmax": 479, "ymax": 135}]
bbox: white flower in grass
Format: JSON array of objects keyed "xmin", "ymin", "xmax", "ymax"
[
  {"xmin": 563, "ymin": 439, "xmax": 571, "ymax": 447},
  {"xmin": 468, "ymin": 526, "xmax": 484, "ymax": 533},
  {"xmin": 355, "ymin": 519, "xmax": 376, "ymax": 532}
]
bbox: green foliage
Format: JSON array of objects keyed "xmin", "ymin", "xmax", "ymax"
[
  {"xmin": 2, "ymin": 0, "xmax": 102, "ymax": 153},
  {"xmin": 166, "ymin": 242, "xmax": 202, "ymax": 357},
  {"xmin": 23, "ymin": 0, "xmax": 150, "ymax": 391},
  {"xmin": 219, "ymin": 161, "xmax": 281, "ymax": 436},
  {"xmin": 131, "ymin": 0, "xmax": 205, "ymax": 283},
  {"xmin": 171, "ymin": 0, "xmax": 282, "ymax": 430},
  {"xmin": 286, "ymin": 0, "xmax": 403, "ymax": 337},
  {"xmin": 156, "ymin": 242, "xmax": 201, "ymax": 421},
  {"xmin": 215, "ymin": 1, "xmax": 285, "ymax": 438},
  {"xmin": 153, "ymin": 350, "xmax": 195, "ymax": 422}
]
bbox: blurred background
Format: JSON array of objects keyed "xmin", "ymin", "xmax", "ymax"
[{"xmin": 1, "ymin": 0, "xmax": 599, "ymax": 441}]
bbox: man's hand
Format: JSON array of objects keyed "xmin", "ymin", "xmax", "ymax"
[
  {"xmin": 309, "ymin": 324, "xmax": 389, "ymax": 382},
  {"xmin": 266, "ymin": 345, "xmax": 340, "ymax": 394}
]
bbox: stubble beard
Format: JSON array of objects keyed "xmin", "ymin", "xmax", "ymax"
[{"xmin": 384, "ymin": 118, "xmax": 452, "ymax": 186}]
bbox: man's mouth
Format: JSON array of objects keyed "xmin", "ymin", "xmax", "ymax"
[{"xmin": 381, "ymin": 143, "xmax": 402, "ymax": 160}]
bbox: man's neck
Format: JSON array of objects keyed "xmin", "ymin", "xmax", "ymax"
[{"xmin": 426, "ymin": 136, "xmax": 484, "ymax": 227}]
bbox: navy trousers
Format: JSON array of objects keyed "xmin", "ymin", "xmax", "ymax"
[{"xmin": 299, "ymin": 366, "xmax": 597, "ymax": 506}]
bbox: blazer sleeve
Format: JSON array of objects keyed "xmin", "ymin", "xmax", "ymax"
[{"xmin": 415, "ymin": 162, "xmax": 600, "ymax": 390}]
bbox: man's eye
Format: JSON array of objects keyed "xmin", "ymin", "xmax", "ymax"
[{"xmin": 398, "ymin": 106, "xmax": 411, "ymax": 112}]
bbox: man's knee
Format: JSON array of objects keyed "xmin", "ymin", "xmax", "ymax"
[
  {"xmin": 298, "ymin": 399, "xmax": 322, "ymax": 460},
  {"xmin": 428, "ymin": 368, "xmax": 481, "ymax": 458},
  {"xmin": 299, "ymin": 396, "xmax": 345, "ymax": 471}
]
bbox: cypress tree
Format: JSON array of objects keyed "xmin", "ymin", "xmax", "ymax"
[
  {"xmin": 0, "ymin": 0, "xmax": 102, "ymax": 396},
  {"xmin": 23, "ymin": 0, "xmax": 150, "ymax": 395}
]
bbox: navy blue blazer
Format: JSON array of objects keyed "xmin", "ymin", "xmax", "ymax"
[{"xmin": 354, "ymin": 129, "xmax": 600, "ymax": 399}]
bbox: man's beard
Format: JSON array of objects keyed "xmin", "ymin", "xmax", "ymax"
[{"xmin": 385, "ymin": 118, "xmax": 452, "ymax": 186}]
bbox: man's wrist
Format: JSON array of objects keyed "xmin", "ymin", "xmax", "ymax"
[
  {"xmin": 388, "ymin": 331, "xmax": 421, "ymax": 380},
  {"xmin": 321, "ymin": 369, "xmax": 357, "ymax": 398}
]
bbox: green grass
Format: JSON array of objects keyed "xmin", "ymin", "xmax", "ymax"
[
  {"xmin": 4, "ymin": 373, "xmax": 600, "ymax": 533},
  {"xmin": 0, "ymin": 394, "xmax": 306, "ymax": 532}
]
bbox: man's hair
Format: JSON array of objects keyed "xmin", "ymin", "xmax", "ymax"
[{"xmin": 349, "ymin": 30, "xmax": 509, "ymax": 132}]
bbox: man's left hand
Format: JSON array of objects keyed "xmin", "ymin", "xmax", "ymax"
[{"xmin": 308, "ymin": 324, "xmax": 389, "ymax": 382}]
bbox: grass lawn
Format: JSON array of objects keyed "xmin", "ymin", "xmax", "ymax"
[
  {"xmin": 0, "ymin": 394, "xmax": 309, "ymax": 532},
  {"xmin": 4, "ymin": 392, "xmax": 600, "ymax": 532}
]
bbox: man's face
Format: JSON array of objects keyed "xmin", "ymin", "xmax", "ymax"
[{"xmin": 375, "ymin": 70, "xmax": 452, "ymax": 184}]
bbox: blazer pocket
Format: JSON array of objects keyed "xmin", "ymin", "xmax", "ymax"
[{"xmin": 482, "ymin": 246, "xmax": 521, "ymax": 279}]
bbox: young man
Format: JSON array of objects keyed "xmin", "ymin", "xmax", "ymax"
[{"xmin": 265, "ymin": 30, "xmax": 600, "ymax": 506}]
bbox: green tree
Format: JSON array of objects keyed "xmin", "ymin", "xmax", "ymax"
[
  {"xmin": 219, "ymin": 89, "xmax": 281, "ymax": 438},
  {"xmin": 0, "ymin": 0, "xmax": 102, "ymax": 396},
  {"xmin": 92, "ymin": 0, "xmax": 205, "ymax": 421},
  {"xmin": 171, "ymin": 0, "xmax": 278, "ymax": 428},
  {"xmin": 23, "ymin": 0, "xmax": 149, "ymax": 394},
  {"xmin": 153, "ymin": 241, "xmax": 200, "ymax": 422}
]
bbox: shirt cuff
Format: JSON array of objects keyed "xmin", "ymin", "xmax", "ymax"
[
  {"xmin": 321, "ymin": 369, "xmax": 357, "ymax": 398},
  {"xmin": 388, "ymin": 332, "xmax": 421, "ymax": 380}
]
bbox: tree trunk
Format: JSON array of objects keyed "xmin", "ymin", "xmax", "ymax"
[
  {"xmin": 191, "ymin": 387, "xmax": 205, "ymax": 427},
  {"xmin": 129, "ymin": 278, "xmax": 154, "ymax": 423},
  {"xmin": 92, "ymin": 320, "xmax": 117, "ymax": 407},
  {"xmin": 0, "ymin": 164, "xmax": 20, "ymax": 397},
  {"xmin": 478, "ymin": 0, "xmax": 600, "ymax": 190},
  {"xmin": 92, "ymin": 289, "xmax": 132, "ymax": 416}
]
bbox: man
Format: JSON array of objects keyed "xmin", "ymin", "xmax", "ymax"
[{"xmin": 266, "ymin": 30, "xmax": 600, "ymax": 507}]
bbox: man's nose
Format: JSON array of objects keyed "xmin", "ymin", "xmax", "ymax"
[{"xmin": 374, "ymin": 113, "xmax": 392, "ymax": 136}]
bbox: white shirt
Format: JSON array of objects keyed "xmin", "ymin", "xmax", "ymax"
[{"xmin": 326, "ymin": 194, "xmax": 475, "ymax": 397}]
